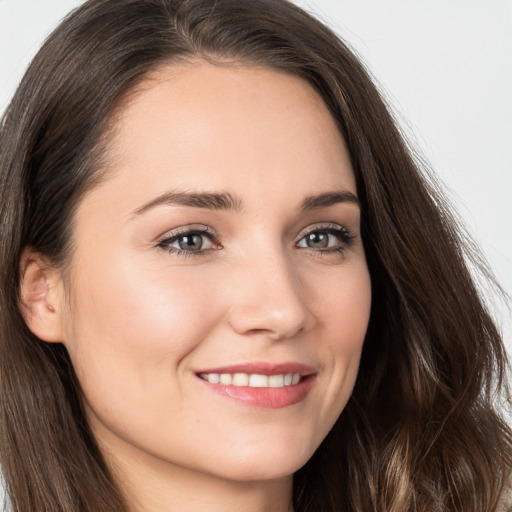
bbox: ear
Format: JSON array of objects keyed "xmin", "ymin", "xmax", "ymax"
[{"xmin": 19, "ymin": 248, "xmax": 65, "ymax": 343}]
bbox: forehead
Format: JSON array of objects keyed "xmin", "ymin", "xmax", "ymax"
[{"xmin": 80, "ymin": 62, "xmax": 355, "ymax": 216}]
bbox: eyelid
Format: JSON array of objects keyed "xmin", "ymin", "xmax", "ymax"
[
  {"xmin": 155, "ymin": 223, "xmax": 214, "ymax": 240},
  {"xmin": 295, "ymin": 222, "xmax": 353, "ymax": 241}
]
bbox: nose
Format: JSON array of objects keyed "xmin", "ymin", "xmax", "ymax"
[{"xmin": 225, "ymin": 250, "xmax": 314, "ymax": 340}]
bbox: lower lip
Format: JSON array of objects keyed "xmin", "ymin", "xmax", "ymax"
[{"xmin": 197, "ymin": 376, "xmax": 315, "ymax": 409}]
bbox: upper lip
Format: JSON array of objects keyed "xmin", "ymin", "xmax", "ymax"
[{"xmin": 195, "ymin": 362, "xmax": 316, "ymax": 376}]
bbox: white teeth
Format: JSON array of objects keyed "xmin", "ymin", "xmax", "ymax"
[
  {"xmin": 207, "ymin": 373, "xmax": 220, "ymax": 384},
  {"xmin": 268, "ymin": 375, "xmax": 284, "ymax": 387},
  {"xmin": 200, "ymin": 372, "xmax": 302, "ymax": 388},
  {"xmin": 219, "ymin": 373, "xmax": 232, "ymax": 385},
  {"xmin": 232, "ymin": 373, "xmax": 249, "ymax": 386},
  {"xmin": 249, "ymin": 374, "xmax": 268, "ymax": 387}
]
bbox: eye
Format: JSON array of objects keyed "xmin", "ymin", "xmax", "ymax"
[
  {"xmin": 157, "ymin": 226, "xmax": 220, "ymax": 256},
  {"xmin": 296, "ymin": 224, "xmax": 355, "ymax": 253}
]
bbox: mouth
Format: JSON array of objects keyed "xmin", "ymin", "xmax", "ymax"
[{"xmin": 195, "ymin": 362, "xmax": 316, "ymax": 408}]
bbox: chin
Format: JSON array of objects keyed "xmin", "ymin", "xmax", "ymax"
[
  {"xmin": 211, "ymin": 459, "xmax": 305, "ymax": 483},
  {"xmin": 201, "ymin": 435, "xmax": 317, "ymax": 483}
]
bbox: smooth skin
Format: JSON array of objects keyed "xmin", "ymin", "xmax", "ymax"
[{"xmin": 21, "ymin": 62, "xmax": 372, "ymax": 512}]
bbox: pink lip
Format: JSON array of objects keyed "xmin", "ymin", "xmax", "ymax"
[{"xmin": 195, "ymin": 361, "xmax": 317, "ymax": 409}]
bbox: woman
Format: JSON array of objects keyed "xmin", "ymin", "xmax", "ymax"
[{"xmin": 0, "ymin": 0, "xmax": 510, "ymax": 511}]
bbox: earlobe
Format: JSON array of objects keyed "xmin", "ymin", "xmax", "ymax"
[{"xmin": 19, "ymin": 248, "xmax": 64, "ymax": 343}]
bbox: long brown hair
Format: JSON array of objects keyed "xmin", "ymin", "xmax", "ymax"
[{"xmin": 0, "ymin": 0, "xmax": 510, "ymax": 510}]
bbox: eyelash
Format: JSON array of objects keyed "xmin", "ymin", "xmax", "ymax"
[
  {"xmin": 156, "ymin": 226, "xmax": 219, "ymax": 258},
  {"xmin": 297, "ymin": 224, "xmax": 356, "ymax": 256},
  {"xmin": 156, "ymin": 224, "xmax": 356, "ymax": 258}
]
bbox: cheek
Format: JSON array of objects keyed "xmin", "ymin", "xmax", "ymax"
[
  {"xmin": 78, "ymin": 258, "xmax": 216, "ymax": 338},
  {"xmin": 63, "ymin": 257, "xmax": 223, "ymax": 392},
  {"xmin": 62, "ymin": 258, "xmax": 227, "ymax": 445},
  {"xmin": 316, "ymin": 259, "xmax": 372, "ymax": 345},
  {"xmin": 314, "ymin": 261, "xmax": 371, "ymax": 409}
]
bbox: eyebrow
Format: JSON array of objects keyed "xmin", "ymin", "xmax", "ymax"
[
  {"xmin": 132, "ymin": 190, "xmax": 243, "ymax": 215},
  {"xmin": 299, "ymin": 191, "xmax": 360, "ymax": 211},
  {"xmin": 131, "ymin": 188, "xmax": 360, "ymax": 216}
]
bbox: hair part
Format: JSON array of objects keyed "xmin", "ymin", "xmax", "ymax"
[{"xmin": 0, "ymin": 0, "xmax": 510, "ymax": 511}]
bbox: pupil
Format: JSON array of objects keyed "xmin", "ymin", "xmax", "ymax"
[
  {"xmin": 308, "ymin": 232, "xmax": 328, "ymax": 248},
  {"xmin": 179, "ymin": 234, "xmax": 203, "ymax": 251}
]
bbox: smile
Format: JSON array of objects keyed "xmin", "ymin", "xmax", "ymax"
[
  {"xmin": 198, "ymin": 372, "xmax": 302, "ymax": 387},
  {"xmin": 195, "ymin": 363, "xmax": 316, "ymax": 408}
]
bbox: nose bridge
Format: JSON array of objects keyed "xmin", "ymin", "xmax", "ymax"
[{"xmin": 226, "ymin": 242, "xmax": 312, "ymax": 339}]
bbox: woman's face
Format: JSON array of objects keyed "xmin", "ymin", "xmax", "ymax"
[{"xmin": 56, "ymin": 63, "xmax": 371, "ymax": 484}]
